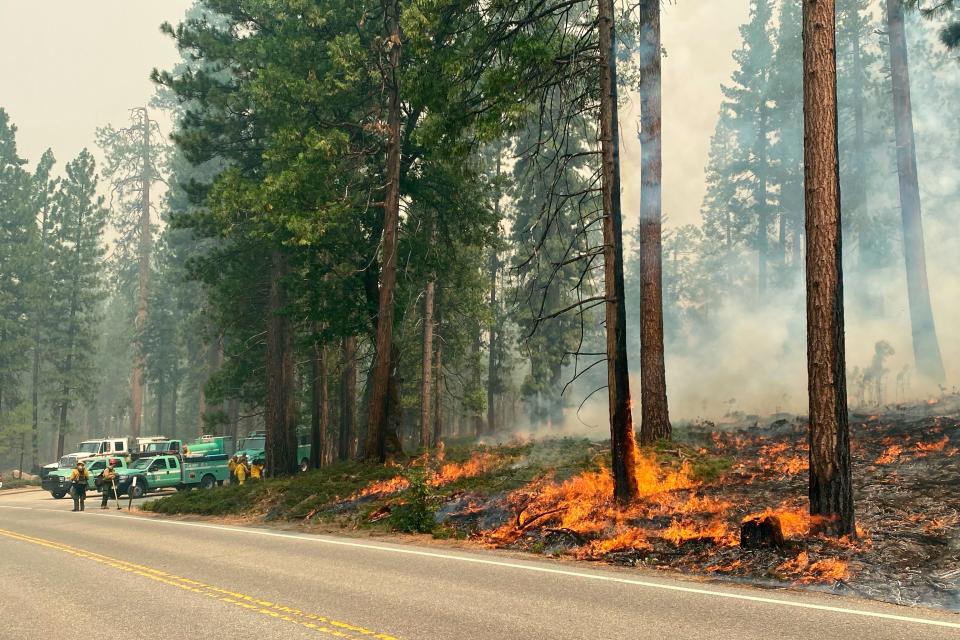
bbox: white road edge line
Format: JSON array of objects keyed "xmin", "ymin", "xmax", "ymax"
[{"xmin": 3, "ymin": 504, "xmax": 959, "ymax": 630}]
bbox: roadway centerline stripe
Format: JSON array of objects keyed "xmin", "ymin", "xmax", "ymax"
[
  {"xmin": 4, "ymin": 504, "xmax": 960, "ymax": 630},
  {"xmin": 0, "ymin": 527, "xmax": 400, "ymax": 640}
]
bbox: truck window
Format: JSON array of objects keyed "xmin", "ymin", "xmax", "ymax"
[
  {"xmin": 149, "ymin": 459, "xmax": 168, "ymax": 471},
  {"xmin": 169, "ymin": 458, "xmax": 179, "ymax": 469},
  {"xmin": 89, "ymin": 461, "xmax": 105, "ymax": 473},
  {"xmin": 115, "ymin": 441, "xmax": 125, "ymax": 452},
  {"xmin": 77, "ymin": 442, "xmax": 100, "ymax": 454}
]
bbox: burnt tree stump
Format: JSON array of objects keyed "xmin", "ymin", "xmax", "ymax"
[{"xmin": 740, "ymin": 515, "xmax": 786, "ymax": 549}]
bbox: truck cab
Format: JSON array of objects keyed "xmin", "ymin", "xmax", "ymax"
[
  {"xmin": 236, "ymin": 431, "xmax": 311, "ymax": 472},
  {"xmin": 115, "ymin": 440, "xmax": 230, "ymax": 498},
  {"xmin": 40, "ymin": 438, "xmax": 131, "ymax": 481},
  {"xmin": 41, "ymin": 455, "xmax": 129, "ymax": 499}
]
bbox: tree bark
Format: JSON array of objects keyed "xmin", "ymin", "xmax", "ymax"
[
  {"xmin": 365, "ymin": 0, "xmax": 404, "ymax": 461},
  {"xmin": 637, "ymin": 0, "xmax": 672, "ymax": 446},
  {"xmin": 339, "ymin": 336, "xmax": 356, "ymax": 460},
  {"xmin": 420, "ymin": 280, "xmax": 435, "ymax": 448},
  {"xmin": 802, "ymin": 0, "xmax": 855, "ymax": 537},
  {"xmin": 265, "ymin": 249, "xmax": 298, "ymax": 475},
  {"xmin": 885, "ymin": 0, "xmax": 946, "ymax": 383},
  {"xmin": 599, "ymin": 0, "xmax": 639, "ymax": 503},
  {"xmin": 130, "ymin": 107, "xmax": 152, "ymax": 441},
  {"xmin": 311, "ymin": 340, "xmax": 329, "ymax": 469}
]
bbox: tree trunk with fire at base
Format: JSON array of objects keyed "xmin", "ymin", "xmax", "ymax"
[
  {"xmin": 637, "ymin": 0, "xmax": 671, "ymax": 445},
  {"xmin": 802, "ymin": 0, "xmax": 855, "ymax": 537},
  {"xmin": 598, "ymin": 0, "xmax": 639, "ymax": 503},
  {"xmin": 885, "ymin": 0, "xmax": 946, "ymax": 384}
]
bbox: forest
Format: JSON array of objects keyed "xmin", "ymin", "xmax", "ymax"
[{"xmin": 1, "ymin": 0, "xmax": 959, "ymax": 606}]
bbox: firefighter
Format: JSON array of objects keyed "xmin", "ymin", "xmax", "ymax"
[
  {"xmin": 250, "ymin": 459, "xmax": 264, "ymax": 481},
  {"xmin": 235, "ymin": 456, "xmax": 249, "ymax": 485},
  {"xmin": 70, "ymin": 461, "xmax": 90, "ymax": 512},
  {"xmin": 100, "ymin": 460, "xmax": 118, "ymax": 509},
  {"xmin": 228, "ymin": 456, "xmax": 238, "ymax": 484}
]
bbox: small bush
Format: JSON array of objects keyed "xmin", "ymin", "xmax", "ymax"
[{"xmin": 388, "ymin": 470, "xmax": 435, "ymax": 534}]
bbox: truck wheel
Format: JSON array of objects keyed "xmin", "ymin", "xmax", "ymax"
[
  {"xmin": 200, "ymin": 474, "xmax": 216, "ymax": 490},
  {"xmin": 129, "ymin": 484, "xmax": 146, "ymax": 499},
  {"xmin": 51, "ymin": 491, "xmax": 66, "ymax": 500},
  {"xmin": 300, "ymin": 459, "xmax": 310, "ymax": 473}
]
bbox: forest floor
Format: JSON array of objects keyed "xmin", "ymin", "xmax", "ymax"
[{"xmin": 143, "ymin": 396, "xmax": 960, "ymax": 612}]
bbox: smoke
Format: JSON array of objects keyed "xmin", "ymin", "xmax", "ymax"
[{"xmin": 547, "ymin": 7, "xmax": 960, "ymax": 431}]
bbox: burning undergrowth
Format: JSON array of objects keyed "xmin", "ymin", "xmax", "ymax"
[
  {"xmin": 427, "ymin": 399, "xmax": 960, "ymax": 611},
  {"xmin": 146, "ymin": 397, "xmax": 960, "ymax": 611}
]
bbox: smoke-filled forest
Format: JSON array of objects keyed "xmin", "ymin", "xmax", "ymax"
[{"xmin": 2, "ymin": 0, "xmax": 960, "ymax": 631}]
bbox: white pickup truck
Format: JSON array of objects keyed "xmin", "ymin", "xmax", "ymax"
[{"xmin": 39, "ymin": 437, "xmax": 133, "ymax": 482}]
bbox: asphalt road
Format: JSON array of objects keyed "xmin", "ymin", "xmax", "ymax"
[{"xmin": 1, "ymin": 489, "xmax": 959, "ymax": 640}]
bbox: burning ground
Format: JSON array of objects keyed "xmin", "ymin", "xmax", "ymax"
[{"xmin": 144, "ymin": 398, "xmax": 960, "ymax": 612}]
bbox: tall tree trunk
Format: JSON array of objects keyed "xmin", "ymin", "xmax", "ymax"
[
  {"xmin": 851, "ymin": 14, "xmax": 871, "ymax": 269},
  {"xmin": 637, "ymin": 0, "xmax": 671, "ymax": 446},
  {"xmin": 265, "ymin": 249, "xmax": 298, "ymax": 476},
  {"xmin": 433, "ymin": 291, "xmax": 444, "ymax": 447},
  {"xmin": 197, "ymin": 380, "xmax": 206, "ymax": 437},
  {"xmin": 803, "ymin": 0, "xmax": 855, "ymax": 537},
  {"xmin": 156, "ymin": 383, "xmax": 164, "ymax": 436},
  {"xmin": 757, "ymin": 106, "xmax": 769, "ymax": 296},
  {"xmin": 227, "ymin": 397, "xmax": 239, "ymax": 453},
  {"xmin": 311, "ymin": 340, "xmax": 329, "ymax": 469},
  {"xmin": 31, "ymin": 204, "xmax": 49, "ymax": 472},
  {"xmin": 172, "ymin": 385, "xmax": 179, "ymax": 440},
  {"xmin": 599, "ymin": 0, "xmax": 639, "ymax": 502},
  {"xmin": 885, "ymin": 0, "xmax": 946, "ymax": 383},
  {"xmin": 420, "ymin": 280, "xmax": 435, "ymax": 448},
  {"xmin": 339, "ymin": 336, "xmax": 356, "ymax": 460},
  {"xmin": 487, "ymin": 155, "xmax": 501, "ymax": 435},
  {"xmin": 130, "ymin": 107, "xmax": 152, "ymax": 441},
  {"xmin": 365, "ymin": 0, "xmax": 403, "ymax": 461}
]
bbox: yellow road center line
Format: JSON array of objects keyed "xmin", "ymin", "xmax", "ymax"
[{"xmin": 0, "ymin": 528, "xmax": 400, "ymax": 640}]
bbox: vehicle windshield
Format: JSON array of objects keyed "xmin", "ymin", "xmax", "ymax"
[
  {"xmin": 76, "ymin": 442, "xmax": 100, "ymax": 453},
  {"xmin": 239, "ymin": 437, "xmax": 265, "ymax": 451},
  {"xmin": 58, "ymin": 456, "xmax": 77, "ymax": 468},
  {"xmin": 144, "ymin": 442, "xmax": 171, "ymax": 452},
  {"xmin": 130, "ymin": 458, "xmax": 155, "ymax": 470}
]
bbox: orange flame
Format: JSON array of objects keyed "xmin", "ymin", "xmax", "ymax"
[{"xmin": 874, "ymin": 444, "xmax": 902, "ymax": 465}]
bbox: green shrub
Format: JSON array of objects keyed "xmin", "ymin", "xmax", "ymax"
[{"xmin": 388, "ymin": 470, "xmax": 435, "ymax": 534}]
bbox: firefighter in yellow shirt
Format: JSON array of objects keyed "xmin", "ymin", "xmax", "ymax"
[
  {"xmin": 235, "ymin": 456, "xmax": 249, "ymax": 485},
  {"xmin": 100, "ymin": 460, "xmax": 119, "ymax": 509},
  {"xmin": 70, "ymin": 461, "xmax": 90, "ymax": 512},
  {"xmin": 250, "ymin": 459, "xmax": 264, "ymax": 481}
]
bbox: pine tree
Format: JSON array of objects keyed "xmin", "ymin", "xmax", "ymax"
[
  {"xmin": 885, "ymin": 0, "xmax": 946, "ymax": 383},
  {"xmin": 97, "ymin": 108, "xmax": 168, "ymax": 439},
  {"xmin": 28, "ymin": 149, "xmax": 58, "ymax": 469},
  {"xmin": 803, "ymin": 0, "xmax": 856, "ymax": 537},
  {"xmin": 46, "ymin": 150, "xmax": 108, "ymax": 457},
  {"xmin": 721, "ymin": 0, "xmax": 776, "ymax": 297},
  {"xmin": 0, "ymin": 110, "xmax": 36, "ymax": 422}
]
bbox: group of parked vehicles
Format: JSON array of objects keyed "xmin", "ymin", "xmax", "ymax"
[
  {"xmin": 41, "ymin": 435, "xmax": 235, "ymax": 500},
  {"xmin": 38, "ymin": 429, "xmax": 314, "ymax": 501}
]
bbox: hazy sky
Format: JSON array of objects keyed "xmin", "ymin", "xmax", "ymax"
[{"xmin": 0, "ymin": 1, "xmax": 748, "ymax": 231}]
